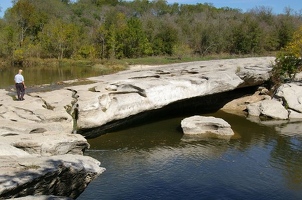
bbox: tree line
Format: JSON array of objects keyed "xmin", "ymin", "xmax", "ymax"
[{"xmin": 0, "ymin": 0, "xmax": 302, "ymax": 64}]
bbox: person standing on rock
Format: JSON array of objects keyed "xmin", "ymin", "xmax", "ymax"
[{"xmin": 14, "ymin": 69, "xmax": 26, "ymax": 101}]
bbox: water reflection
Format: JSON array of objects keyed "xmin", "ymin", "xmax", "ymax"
[
  {"xmin": 0, "ymin": 65, "xmax": 104, "ymax": 89},
  {"xmin": 79, "ymin": 111, "xmax": 302, "ymax": 200}
]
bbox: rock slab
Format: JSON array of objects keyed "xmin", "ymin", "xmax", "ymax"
[
  {"xmin": 76, "ymin": 57, "xmax": 274, "ymax": 136},
  {"xmin": 181, "ymin": 116, "xmax": 234, "ymax": 136}
]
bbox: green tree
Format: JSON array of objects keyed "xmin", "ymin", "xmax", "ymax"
[
  {"xmin": 39, "ymin": 19, "xmax": 81, "ymax": 59},
  {"xmin": 230, "ymin": 15, "xmax": 263, "ymax": 54},
  {"xmin": 153, "ymin": 23, "xmax": 178, "ymax": 56},
  {"xmin": 121, "ymin": 17, "xmax": 152, "ymax": 58},
  {"xmin": 9, "ymin": 0, "xmax": 47, "ymax": 46},
  {"xmin": 0, "ymin": 25, "xmax": 16, "ymax": 57}
]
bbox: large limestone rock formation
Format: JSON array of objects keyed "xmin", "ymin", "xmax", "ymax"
[{"xmin": 75, "ymin": 57, "xmax": 274, "ymax": 137}]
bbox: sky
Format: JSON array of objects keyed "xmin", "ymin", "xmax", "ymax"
[{"xmin": 0, "ymin": 0, "xmax": 301, "ymax": 18}]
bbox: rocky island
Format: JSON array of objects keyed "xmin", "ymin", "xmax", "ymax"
[{"xmin": 1, "ymin": 56, "xmax": 288, "ymax": 199}]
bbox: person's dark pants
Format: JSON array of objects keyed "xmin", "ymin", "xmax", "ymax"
[{"xmin": 15, "ymin": 83, "xmax": 25, "ymax": 100}]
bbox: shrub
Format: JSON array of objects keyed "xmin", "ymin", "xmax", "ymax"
[{"xmin": 272, "ymin": 26, "xmax": 302, "ymax": 84}]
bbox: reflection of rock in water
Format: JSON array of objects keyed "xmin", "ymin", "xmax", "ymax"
[
  {"xmin": 275, "ymin": 121, "xmax": 302, "ymax": 137},
  {"xmin": 247, "ymin": 116, "xmax": 302, "ymax": 137},
  {"xmin": 181, "ymin": 133, "xmax": 232, "ymax": 142}
]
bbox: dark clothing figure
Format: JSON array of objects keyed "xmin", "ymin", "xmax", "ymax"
[
  {"xmin": 14, "ymin": 69, "xmax": 26, "ymax": 101},
  {"xmin": 15, "ymin": 83, "xmax": 25, "ymax": 101}
]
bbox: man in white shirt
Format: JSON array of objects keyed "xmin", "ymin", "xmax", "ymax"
[{"xmin": 14, "ymin": 69, "xmax": 26, "ymax": 101}]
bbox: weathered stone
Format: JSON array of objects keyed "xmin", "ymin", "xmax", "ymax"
[
  {"xmin": 0, "ymin": 87, "xmax": 104, "ymax": 198},
  {"xmin": 222, "ymin": 90, "xmax": 271, "ymax": 114},
  {"xmin": 0, "ymin": 155, "xmax": 105, "ymax": 199},
  {"xmin": 245, "ymin": 83, "xmax": 302, "ymax": 120},
  {"xmin": 246, "ymin": 101, "xmax": 262, "ymax": 117},
  {"xmin": 247, "ymin": 99, "xmax": 289, "ymax": 119},
  {"xmin": 181, "ymin": 116, "xmax": 234, "ymax": 136},
  {"xmin": 76, "ymin": 57, "xmax": 274, "ymax": 134},
  {"xmin": 0, "ymin": 132, "xmax": 89, "ymax": 156},
  {"xmin": 260, "ymin": 99, "xmax": 289, "ymax": 119},
  {"xmin": 275, "ymin": 83, "xmax": 302, "ymax": 113}
]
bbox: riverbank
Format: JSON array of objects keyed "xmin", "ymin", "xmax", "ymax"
[{"xmin": 0, "ymin": 57, "xmax": 275, "ymax": 199}]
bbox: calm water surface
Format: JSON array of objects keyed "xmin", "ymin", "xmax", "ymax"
[
  {"xmin": 78, "ymin": 111, "xmax": 302, "ymax": 200},
  {"xmin": 0, "ymin": 65, "xmax": 104, "ymax": 89}
]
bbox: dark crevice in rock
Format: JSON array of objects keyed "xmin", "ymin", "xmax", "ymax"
[
  {"xmin": 180, "ymin": 70, "xmax": 199, "ymax": 74},
  {"xmin": 1, "ymin": 133, "xmax": 19, "ymax": 137},
  {"xmin": 41, "ymin": 99, "xmax": 55, "ymax": 110},
  {"xmin": 200, "ymin": 76, "xmax": 209, "ymax": 80},
  {"xmin": 12, "ymin": 108, "xmax": 43, "ymax": 122},
  {"xmin": 78, "ymin": 85, "xmax": 259, "ymax": 139},
  {"xmin": 66, "ymin": 88, "xmax": 79, "ymax": 134},
  {"xmin": 30, "ymin": 128, "xmax": 47, "ymax": 134},
  {"xmin": 129, "ymin": 75, "xmax": 160, "ymax": 79},
  {"xmin": 109, "ymin": 91, "xmax": 147, "ymax": 97},
  {"xmin": 108, "ymin": 84, "xmax": 147, "ymax": 97},
  {"xmin": 155, "ymin": 70, "xmax": 170, "ymax": 75}
]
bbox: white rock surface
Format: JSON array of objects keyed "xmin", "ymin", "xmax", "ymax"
[
  {"xmin": 246, "ymin": 83, "xmax": 302, "ymax": 120},
  {"xmin": 275, "ymin": 83, "xmax": 302, "ymax": 113},
  {"xmin": 259, "ymin": 99, "xmax": 289, "ymax": 120},
  {"xmin": 77, "ymin": 57, "xmax": 274, "ymax": 132},
  {"xmin": 181, "ymin": 115, "xmax": 234, "ymax": 136},
  {"xmin": 0, "ymin": 87, "xmax": 104, "ymax": 199}
]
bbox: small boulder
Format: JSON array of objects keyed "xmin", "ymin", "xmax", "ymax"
[{"xmin": 181, "ymin": 116, "xmax": 234, "ymax": 136}]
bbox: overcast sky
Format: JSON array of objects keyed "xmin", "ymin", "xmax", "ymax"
[{"xmin": 1, "ymin": 0, "xmax": 301, "ymax": 18}]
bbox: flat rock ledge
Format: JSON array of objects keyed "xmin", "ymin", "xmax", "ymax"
[
  {"xmin": 181, "ymin": 116, "xmax": 234, "ymax": 138},
  {"xmin": 0, "ymin": 57, "xmax": 274, "ymax": 198}
]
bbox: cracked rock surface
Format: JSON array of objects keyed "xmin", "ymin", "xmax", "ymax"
[{"xmin": 0, "ymin": 88, "xmax": 105, "ymax": 199}]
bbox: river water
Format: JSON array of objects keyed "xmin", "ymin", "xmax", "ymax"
[
  {"xmin": 78, "ymin": 111, "xmax": 302, "ymax": 200},
  {"xmin": 0, "ymin": 65, "xmax": 104, "ymax": 89}
]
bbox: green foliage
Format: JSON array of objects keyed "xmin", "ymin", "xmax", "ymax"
[
  {"xmin": 39, "ymin": 19, "xmax": 81, "ymax": 59},
  {"xmin": 13, "ymin": 48, "xmax": 25, "ymax": 63},
  {"xmin": 273, "ymin": 52, "xmax": 301, "ymax": 83},
  {"xmin": 76, "ymin": 45, "xmax": 97, "ymax": 59},
  {"xmin": 272, "ymin": 26, "xmax": 302, "ymax": 84},
  {"xmin": 230, "ymin": 16, "xmax": 263, "ymax": 54},
  {"xmin": 0, "ymin": 0, "xmax": 301, "ymax": 64}
]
